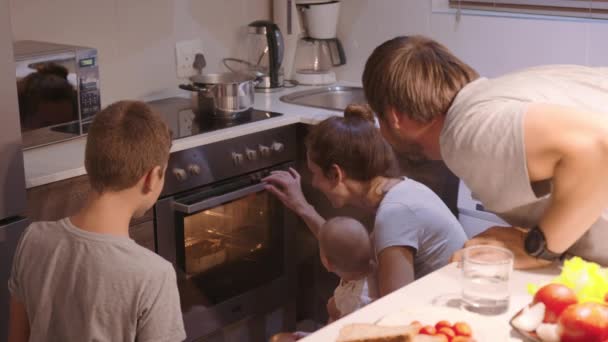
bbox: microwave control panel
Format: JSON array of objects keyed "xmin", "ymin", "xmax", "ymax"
[{"xmin": 76, "ymin": 48, "xmax": 100, "ymax": 119}]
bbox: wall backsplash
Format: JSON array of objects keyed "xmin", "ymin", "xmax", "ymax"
[
  {"xmin": 9, "ymin": 0, "xmax": 270, "ymax": 106},
  {"xmin": 335, "ymin": 0, "xmax": 608, "ymax": 83}
]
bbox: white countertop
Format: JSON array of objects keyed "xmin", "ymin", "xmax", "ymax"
[
  {"xmin": 301, "ymin": 263, "xmax": 560, "ymax": 342},
  {"xmin": 23, "ymin": 83, "xmax": 355, "ymax": 189}
]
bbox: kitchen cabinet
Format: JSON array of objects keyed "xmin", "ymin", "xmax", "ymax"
[{"xmin": 26, "ymin": 175, "xmax": 155, "ymax": 251}]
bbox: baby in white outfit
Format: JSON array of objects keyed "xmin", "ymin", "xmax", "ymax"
[{"xmin": 319, "ymin": 217, "xmax": 378, "ymax": 322}]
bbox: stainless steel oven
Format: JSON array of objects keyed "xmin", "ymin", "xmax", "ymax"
[
  {"xmin": 14, "ymin": 40, "xmax": 100, "ymax": 149},
  {"xmin": 154, "ymin": 125, "xmax": 297, "ymax": 341}
]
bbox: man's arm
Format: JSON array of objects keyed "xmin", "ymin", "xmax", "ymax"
[
  {"xmin": 524, "ymin": 103, "xmax": 608, "ymax": 253},
  {"xmin": 8, "ymin": 296, "xmax": 29, "ymax": 342},
  {"xmin": 377, "ymin": 246, "xmax": 415, "ymax": 297}
]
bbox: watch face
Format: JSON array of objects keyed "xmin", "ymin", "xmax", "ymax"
[{"xmin": 525, "ymin": 229, "xmax": 543, "ymax": 255}]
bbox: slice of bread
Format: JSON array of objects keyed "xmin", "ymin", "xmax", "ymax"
[{"xmin": 336, "ymin": 323, "xmax": 416, "ymax": 342}]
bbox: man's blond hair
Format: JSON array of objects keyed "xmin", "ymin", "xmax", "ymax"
[{"xmin": 363, "ymin": 35, "xmax": 479, "ymax": 123}]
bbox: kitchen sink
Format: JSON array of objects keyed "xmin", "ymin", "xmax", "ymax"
[{"xmin": 280, "ymin": 85, "xmax": 366, "ymax": 111}]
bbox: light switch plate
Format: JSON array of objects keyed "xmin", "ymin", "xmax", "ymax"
[{"xmin": 175, "ymin": 39, "xmax": 204, "ymax": 79}]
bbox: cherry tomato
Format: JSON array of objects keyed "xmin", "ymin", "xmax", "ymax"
[
  {"xmin": 605, "ymin": 292, "xmax": 608, "ymax": 303},
  {"xmin": 452, "ymin": 337, "xmax": 474, "ymax": 342},
  {"xmin": 435, "ymin": 320, "xmax": 452, "ymax": 331},
  {"xmin": 432, "ymin": 334, "xmax": 449, "ymax": 342},
  {"xmin": 452, "ymin": 322, "xmax": 473, "ymax": 337},
  {"xmin": 558, "ymin": 302, "xmax": 608, "ymax": 342},
  {"xmin": 438, "ymin": 327, "xmax": 456, "ymax": 341},
  {"xmin": 533, "ymin": 283, "xmax": 578, "ymax": 323},
  {"xmin": 419, "ymin": 325, "xmax": 437, "ymax": 335}
]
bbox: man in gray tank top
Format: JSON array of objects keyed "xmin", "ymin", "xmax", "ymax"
[{"xmin": 361, "ymin": 35, "xmax": 608, "ymax": 268}]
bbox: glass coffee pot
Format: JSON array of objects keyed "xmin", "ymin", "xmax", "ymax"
[{"xmin": 293, "ymin": 37, "xmax": 345, "ymax": 85}]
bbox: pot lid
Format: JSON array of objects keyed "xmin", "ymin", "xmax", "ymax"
[{"xmin": 190, "ymin": 72, "xmax": 255, "ymax": 85}]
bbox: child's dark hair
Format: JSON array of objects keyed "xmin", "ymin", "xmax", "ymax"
[{"xmin": 305, "ymin": 104, "xmax": 399, "ymax": 181}]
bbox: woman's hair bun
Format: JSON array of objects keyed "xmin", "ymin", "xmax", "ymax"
[{"xmin": 344, "ymin": 103, "xmax": 375, "ymax": 123}]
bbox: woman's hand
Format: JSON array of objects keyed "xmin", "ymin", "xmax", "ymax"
[
  {"xmin": 263, "ymin": 167, "xmax": 311, "ymax": 215},
  {"xmin": 450, "ymin": 226, "xmax": 552, "ymax": 269},
  {"xmin": 264, "ymin": 167, "xmax": 326, "ymax": 238}
]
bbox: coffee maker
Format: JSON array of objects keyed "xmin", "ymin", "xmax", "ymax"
[{"xmin": 273, "ymin": 0, "xmax": 346, "ymax": 85}]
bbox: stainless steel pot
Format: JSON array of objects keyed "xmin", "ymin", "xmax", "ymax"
[{"xmin": 179, "ymin": 72, "xmax": 258, "ymax": 119}]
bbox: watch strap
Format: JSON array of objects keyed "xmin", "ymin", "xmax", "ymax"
[{"xmin": 526, "ymin": 226, "xmax": 563, "ymax": 261}]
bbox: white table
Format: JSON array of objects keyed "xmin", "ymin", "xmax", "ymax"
[{"xmin": 301, "ymin": 262, "xmax": 560, "ymax": 341}]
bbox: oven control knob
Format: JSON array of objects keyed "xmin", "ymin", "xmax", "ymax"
[
  {"xmin": 259, "ymin": 145, "xmax": 271, "ymax": 158},
  {"xmin": 187, "ymin": 164, "xmax": 201, "ymax": 176},
  {"xmin": 245, "ymin": 148, "xmax": 258, "ymax": 161},
  {"xmin": 232, "ymin": 152, "xmax": 244, "ymax": 166},
  {"xmin": 271, "ymin": 142, "xmax": 284, "ymax": 153},
  {"xmin": 173, "ymin": 168, "xmax": 188, "ymax": 181}
]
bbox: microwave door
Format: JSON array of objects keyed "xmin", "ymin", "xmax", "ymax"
[{"xmin": 16, "ymin": 53, "xmax": 81, "ymax": 148}]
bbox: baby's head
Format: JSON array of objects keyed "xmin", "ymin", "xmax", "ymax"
[{"xmin": 319, "ymin": 217, "xmax": 373, "ymax": 280}]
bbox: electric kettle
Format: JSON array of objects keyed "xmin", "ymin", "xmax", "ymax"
[{"xmin": 246, "ymin": 20, "xmax": 284, "ymax": 91}]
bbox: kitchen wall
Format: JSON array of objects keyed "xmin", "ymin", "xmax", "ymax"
[
  {"xmin": 9, "ymin": 0, "xmax": 270, "ymax": 105},
  {"xmin": 335, "ymin": 0, "xmax": 608, "ymax": 83}
]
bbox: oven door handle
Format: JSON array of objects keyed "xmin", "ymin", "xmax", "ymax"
[{"xmin": 172, "ymin": 182, "xmax": 266, "ymax": 214}]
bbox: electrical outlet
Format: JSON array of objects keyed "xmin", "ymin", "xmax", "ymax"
[{"xmin": 175, "ymin": 39, "xmax": 205, "ymax": 79}]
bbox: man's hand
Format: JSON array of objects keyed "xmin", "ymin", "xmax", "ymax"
[
  {"xmin": 450, "ymin": 226, "xmax": 552, "ymax": 269},
  {"xmin": 262, "ymin": 168, "xmax": 311, "ymax": 215}
]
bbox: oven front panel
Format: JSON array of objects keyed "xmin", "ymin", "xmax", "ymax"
[
  {"xmin": 176, "ymin": 189, "xmax": 283, "ymax": 305},
  {"xmin": 154, "ymin": 161, "xmax": 296, "ymax": 338}
]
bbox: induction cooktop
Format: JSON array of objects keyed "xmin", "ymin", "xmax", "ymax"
[{"xmin": 146, "ymin": 97, "xmax": 282, "ymax": 140}]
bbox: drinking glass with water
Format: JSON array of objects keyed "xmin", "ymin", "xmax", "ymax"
[{"xmin": 461, "ymin": 245, "xmax": 514, "ymax": 315}]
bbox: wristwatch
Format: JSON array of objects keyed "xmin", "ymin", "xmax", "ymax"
[{"xmin": 524, "ymin": 226, "xmax": 563, "ymax": 261}]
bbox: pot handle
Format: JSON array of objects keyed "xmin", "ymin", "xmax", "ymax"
[
  {"xmin": 252, "ymin": 74, "xmax": 265, "ymax": 86},
  {"xmin": 179, "ymin": 83, "xmax": 214, "ymax": 93},
  {"xmin": 179, "ymin": 84, "xmax": 197, "ymax": 92}
]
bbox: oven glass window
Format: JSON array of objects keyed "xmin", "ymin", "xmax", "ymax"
[
  {"xmin": 177, "ymin": 190, "xmax": 284, "ymax": 305},
  {"xmin": 16, "ymin": 59, "xmax": 79, "ymax": 148},
  {"xmin": 183, "ymin": 191, "xmax": 271, "ymax": 274}
]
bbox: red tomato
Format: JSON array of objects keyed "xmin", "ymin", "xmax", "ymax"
[
  {"xmin": 438, "ymin": 327, "xmax": 456, "ymax": 341},
  {"xmin": 558, "ymin": 302, "xmax": 608, "ymax": 342},
  {"xmin": 452, "ymin": 337, "xmax": 474, "ymax": 342},
  {"xmin": 605, "ymin": 292, "xmax": 608, "ymax": 303},
  {"xmin": 534, "ymin": 283, "xmax": 579, "ymax": 323},
  {"xmin": 453, "ymin": 322, "xmax": 473, "ymax": 337},
  {"xmin": 435, "ymin": 320, "xmax": 452, "ymax": 330},
  {"xmin": 419, "ymin": 325, "xmax": 437, "ymax": 335},
  {"xmin": 432, "ymin": 334, "xmax": 449, "ymax": 342}
]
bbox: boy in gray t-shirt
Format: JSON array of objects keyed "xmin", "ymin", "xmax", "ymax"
[{"xmin": 8, "ymin": 101, "xmax": 186, "ymax": 342}]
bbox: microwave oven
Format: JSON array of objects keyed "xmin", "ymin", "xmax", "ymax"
[{"xmin": 14, "ymin": 40, "xmax": 100, "ymax": 149}]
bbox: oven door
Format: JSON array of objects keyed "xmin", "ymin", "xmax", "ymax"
[{"xmin": 155, "ymin": 163, "xmax": 295, "ymax": 339}]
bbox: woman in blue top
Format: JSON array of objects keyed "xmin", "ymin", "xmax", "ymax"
[{"xmin": 263, "ymin": 104, "xmax": 466, "ymax": 296}]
